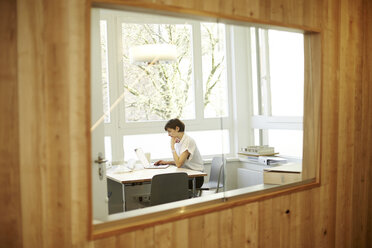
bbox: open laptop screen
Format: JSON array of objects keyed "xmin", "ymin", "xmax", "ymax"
[{"xmin": 134, "ymin": 148, "xmax": 150, "ymax": 166}]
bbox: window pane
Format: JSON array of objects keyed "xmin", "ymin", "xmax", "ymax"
[
  {"xmin": 250, "ymin": 27, "xmax": 259, "ymax": 116},
  {"xmin": 253, "ymin": 128, "xmax": 260, "ymax": 145},
  {"xmin": 104, "ymin": 136, "xmax": 112, "ymax": 162},
  {"xmin": 124, "ymin": 133, "xmax": 171, "ymax": 160},
  {"xmin": 121, "ymin": 23, "xmax": 194, "ymax": 122},
  {"xmin": 201, "ymin": 23, "xmax": 228, "ymax": 118},
  {"xmin": 267, "ymin": 129, "xmax": 303, "ymax": 158},
  {"xmin": 123, "ymin": 129, "xmax": 230, "ymax": 160},
  {"xmin": 100, "ymin": 20, "xmax": 111, "ymax": 123},
  {"xmin": 268, "ymin": 30, "xmax": 304, "ymax": 116},
  {"xmin": 188, "ymin": 130, "xmax": 230, "ymax": 156}
]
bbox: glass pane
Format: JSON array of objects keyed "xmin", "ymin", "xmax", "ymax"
[
  {"xmin": 100, "ymin": 20, "xmax": 111, "ymax": 123},
  {"xmin": 123, "ymin": 129, "xmax": 229, "ymax": 161},
  {"xmin": 189, "ymin": 129, "xmax": 230, "ymax": 156},
  {"xmin": 104, "ymin": 136, "xmax": 112, "ymax": 162},
  {"xmin": 201, "ymin": 23, "xmax": 228, "ymax": 118},
  {"xmin": 268, "ymin": 30, "xmax": 304, "ymax": 116},
  {"xmin": 124, "ymin": 133, "xmax": 171, "ymax": 160},
  {"xmin": 250, "ymin": 27, "xmax": 259, "ymax": 116},
  {"xmin": 267, "ymin": 129, "xmax": 303, "ymax": 158},
  {"xmin": 121, "ymin": 23, "xmax": 194, "ymax": 122},
  {"xmin": 253, "ymin": 128, "xmax": 260, "ymax": 145}
]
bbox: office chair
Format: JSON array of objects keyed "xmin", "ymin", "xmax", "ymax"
[
  {"xmin": 150, "ymin": 172, "xmax": 189, "ymax": 206},
  {"xmin": 198, "ymin": 156, "xmax": 225, "ymax": 196}
]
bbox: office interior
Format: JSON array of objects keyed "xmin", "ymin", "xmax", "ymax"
[
  {"xmin": 91, "ymin": 8, "xmax": 307, "ymax": 221},
  {"xmin": 2, "ymin": 0, "xmax": 372, "ymax": 247}
]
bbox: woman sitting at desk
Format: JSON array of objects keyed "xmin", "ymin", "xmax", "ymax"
[{"xmin": 155, "ymin": 118, "xmax": 204, "ymax": 188}]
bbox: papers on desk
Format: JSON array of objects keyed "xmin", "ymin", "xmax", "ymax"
[{"xmin": 111, "ymin": 165, "xmax": 132, "ymax": 174}]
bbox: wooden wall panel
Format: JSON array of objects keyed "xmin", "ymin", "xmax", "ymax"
[
  {"xmin": 231, "ymin": 202, "xmax": 259, "ymax": 247},
  {"xmin": 335, "ymin": 0, "xmax": 365, "ymax": 246},
  {"xmin": 17, "ymin": 0, "xmax": 90, "ymax": 248},
  {"xmin": 311, "ymin": 0, "xmax": 341, "ymax": 247},
  {"xmin": 362, "ymin": 0, "xmax": 372, "ymax": 245},
  {"xmin": 1, "ymin": 0, "xmax": 372, "ymax": 247},
  {"xmin": 350, "ymin": 0, "xmax": 371, "ymax": 246},
  {"xmin": 17, "ymin": 0, "xmax": 46, "ymax": 246},
  {"xmin": 187, "ymin": 215, "xmax": 204, "ymax": 247},
  {"xmin": 0, "ymin": 1, "xmax": 22, "ymax": 248}
]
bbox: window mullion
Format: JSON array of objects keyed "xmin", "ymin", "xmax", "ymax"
[
  {"xmin": 192, "ymin": 23, "xmax": 204, "ymax": 121},
  {"xmin": 255, "ymin": 28, "xmax": 265, "ymax": 145},
  {"xmin": 262, "ymin": 29, "xmax": 272, "ymax": 116},
  {"xmin": 107, "ymin": 14, "xmax": 125, "ymax": 161}
]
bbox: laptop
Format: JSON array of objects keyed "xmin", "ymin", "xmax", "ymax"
[{"xmin": 134, "ymin": 148, "xmax": 170, "ymax": 169}]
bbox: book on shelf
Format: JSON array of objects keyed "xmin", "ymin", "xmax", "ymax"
[
  {"xmin": 238, "ymin": 154, "xmax": 287, "ymax": 166},
  {"xmin": 258, "ymin": 156, "xmax": 287, "ymax": 165},
  {"xmin": 238, "ymin": 151, "xmax": 279, "ymax": 157}
]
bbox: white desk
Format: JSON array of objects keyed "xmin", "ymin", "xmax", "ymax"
[
  {"xmin": 106, "ymin": 166, "xmax": 207, "ymax": 212},
  {"xmin": 107, "ymin": 166, "xmax": 207, "ymax": 184}
]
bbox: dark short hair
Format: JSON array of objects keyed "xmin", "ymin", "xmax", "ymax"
[{"xmin": 164, "ymin": 118, "xmax": 185, "ymax": 132}]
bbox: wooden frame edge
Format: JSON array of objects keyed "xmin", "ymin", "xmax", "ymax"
[{"xmin": 91, "ymin": 0, "xmax": 322, "ymax": 33}]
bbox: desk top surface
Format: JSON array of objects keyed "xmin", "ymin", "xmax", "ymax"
[{"xmin": 107, "ymin": 166, "xmax": 207, "ymax": 184}]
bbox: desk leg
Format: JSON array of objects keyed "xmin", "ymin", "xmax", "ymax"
[{"xmin": 192, "ymin": 178, "xmax": 196, "ymax": 197}]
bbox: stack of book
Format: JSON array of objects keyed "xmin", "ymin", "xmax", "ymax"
[{"xmin": 239, "ymin": 145, "xmax": 276, "ymax": 156}]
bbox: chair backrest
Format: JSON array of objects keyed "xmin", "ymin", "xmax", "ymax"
[
  {"xmin": 210, "ymin": 157, "xmax": 225, "ymax": 192},
  {"xmin": 150, "ymin": 172, "xmax": 189, "ymax": 206}
]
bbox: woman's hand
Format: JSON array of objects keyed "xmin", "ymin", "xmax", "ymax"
[
  {"xmin": 170, "ymin": 137, "xmax": 180, "ymax": 149},
  {"xmin": 154, "ymin": 160, "xmax": 168, "ymax": 165}
]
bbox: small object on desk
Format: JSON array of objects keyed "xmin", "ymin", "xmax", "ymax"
[
  {"xmin": 113, "ymin": 166, "xmax": 132, "ymax": 174},
  {"xmin": 127, "ymin": 158, "xmax": 136, "ymax": 170}
]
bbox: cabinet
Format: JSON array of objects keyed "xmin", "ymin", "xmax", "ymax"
[
  {"xmin": 237, "ymin": 161, "xmax": 273, "ymax": 188},
  {"xmin": 237, "ymin": 167, "xmax": 263, "ymax": 187}
]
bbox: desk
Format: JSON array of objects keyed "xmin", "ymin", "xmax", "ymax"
[{"xmin": 106, "ymin": 166, "xmax": 207, "ymax": 212}]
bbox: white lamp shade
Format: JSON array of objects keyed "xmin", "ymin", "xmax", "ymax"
[{"xmin": 129, "ymin": 44, "xmax": 177, "ymax": 64}]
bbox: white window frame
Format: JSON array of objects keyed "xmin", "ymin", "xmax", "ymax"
[
  {"xmin": 99, "ymin": 9, "xmax": 236, "ymax": 161},
  {"xmin": 251, "ymin": 28, "xmax": 304, "ymax": 155},
  {"xmin": 95, "ymin": 10, "xmax": 304, "ymax": 162}
]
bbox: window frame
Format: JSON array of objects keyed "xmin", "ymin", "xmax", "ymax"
[
  {"xmin": 251, "ymin": 27, "xmax": 304, "ymax": 156},
  {"xmin": 99, "ymin": 9, "xmax": 236, "ymax": 161}
]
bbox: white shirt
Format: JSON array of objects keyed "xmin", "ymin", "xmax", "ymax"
[{"xmin": 175, "ymin": 133, "xmax": 204, "ymax": 172}]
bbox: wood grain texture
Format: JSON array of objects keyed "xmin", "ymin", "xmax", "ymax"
[
  {"xmin": 232, "ymin": 202, "xmax": 258, "ymax": 247},
  {"xmin": 0, "ymin": 1, "xmax": 22, "ymax": 248},
  {"xmin": 302, "ymin": 32, "xmax": 321, "ymax": 180},
  {"xmin": 358, "ymin": 0, "xmax": 372, "ymax": 246},
  {"xmin": 1, "ymin": 0, "xmax": 372, "ymax": 247},
  {"xmin": 335, "ymin": 0, "xmax": 364, "ymax": 247},
  {"xmin": 17, "ymin": 0, "xmax": 46, "ymax": 247},
  {"xmin": 365, "ymin": 1, "xmax": 372, "ymax": 245}
]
